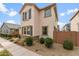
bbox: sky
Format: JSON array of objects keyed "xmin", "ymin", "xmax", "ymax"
[{"xmin": 0, "ymin": 3, "xmax": 79, "ymax": 30}]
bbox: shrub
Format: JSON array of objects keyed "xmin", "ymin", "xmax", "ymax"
[
  {"xmin": 0, "ymin": 34, "xmax": 12, "ymax": 38},
  {"xmin": 44, "ymin": 37, "xmax": 53, "ymax": 48},
  {"xmin": 0, "ymin": 50, "xmax": 12, "ymax": 56},
  {"xmin": 40, "ymin": 37, "xmax": 45, "ymax": 44},
  {"xmin": 25, "ymin": 37, "xmax": 33, "ymax": 46},
  {"xmin": 63, "ymin": 39, "xmax": 74, "ymax": 50}
]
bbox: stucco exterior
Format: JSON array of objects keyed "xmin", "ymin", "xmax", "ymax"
[
  {"xmin": 20, "ymin": 3, "xmax": 58, "ymax": 39},
  {"xmin": 70, "ymin": 11, "xmax": 79, "ymax": 32}
]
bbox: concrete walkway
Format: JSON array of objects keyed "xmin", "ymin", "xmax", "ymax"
[{"xmin": 0, "ymin": 37, "xmax": 40, "ymax": 56}]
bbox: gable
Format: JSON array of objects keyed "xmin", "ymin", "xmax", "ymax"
[
  {"xmin": 20, "ymin": 4, "xmax": 39, "ymax": 14},
  {"xmin": 20, "ymin": 3, "xmax": 56, "ymax": 14},
  {"xmin": 1, "ymin": 23, "xmax": 9, "ymax": 29},
  {"xmin": 1, "ymin": 23, "xmax": 10, "ymax": 33}
]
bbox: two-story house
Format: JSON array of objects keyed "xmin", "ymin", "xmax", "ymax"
[{"xmin": 19, "ymin": 3, "xmax": 58, "ymax": 39}]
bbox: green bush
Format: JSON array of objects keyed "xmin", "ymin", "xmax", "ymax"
[
  {"xmin": 40, "ymin": 37, "xmax": 45, "ymax": 44},
  {"xmin": 63, "ymin": 39, "xmax": 74, "ymax": 50},
  {"xmin": 0, "ymin": 34, "xmax": 12, "ymax": 38},
  {"xmin": 44, "ymin": 37, "xmax": 53, "ymax": 48},
  {"xmin": 25, "ymin": 37, "xmax": 33, "ymax": 46}
]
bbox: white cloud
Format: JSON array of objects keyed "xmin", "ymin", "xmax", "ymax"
[
  {"xmin": 73, "ymin": 8, "xmax": 79, "ymax": 12},
  {"xmin": 6, "ymin": 20, "xmax": 16, "ymax": 24},
  {"xmin": 67, "ymin": 8, "xmax": 78, "ymax": 15},
  {"xmin": 0, "ymin": 3, "xmax": 17, "ymax": 17},
  {"xmin": 67, "ymin": 9, "xmax": 73, "ymax": 15},
  {"xmin": 7, "ymin": 9, "xmax": 17, "ymax": 17},
  {"xmin": 60, "ymin": 13, "xmax": 65, "ymax": 16},
  {"xmin": 60, "ymin": 8, "xmax": 79, "ymax": 16},
  {"xmin": 0, "ymin": 3, "xmax": 8, "ymax": 13}
]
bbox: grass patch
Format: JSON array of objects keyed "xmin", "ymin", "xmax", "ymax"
[{"xmin": 0, "ymin": 50, "xmax": 12, "ymax": 56}]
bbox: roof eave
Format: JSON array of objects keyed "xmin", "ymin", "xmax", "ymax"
[
  {"xmin": 70, "ymin": 10, "xmax": 79, "ymax": 21},
  {"xmin": 19, "ymin": 3, "xmax": 56, "ymax": 14}
]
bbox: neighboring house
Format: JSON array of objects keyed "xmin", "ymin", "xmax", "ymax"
[
  {"xmin": 62, "ymin": 23, "xmax": 70, "ymax": 32},
  {"xmin": 1, "ymin": 23, "xmax": 20, "ymax": 35},
  {"xmin": 19, "ymin": 3, "xmax": 58, "ymax": 39},
  {"xmin": 70, "ymin": 11, "xmax": 79, "ymax": 32},
  {"xmin": 0, "ymin": 28, "xmax": 1, "ymax": 34}
]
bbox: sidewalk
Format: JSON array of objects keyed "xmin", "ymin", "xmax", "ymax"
[{"xmin": 0, "ymin": 37, "xmax": 40, "ymax": 56}]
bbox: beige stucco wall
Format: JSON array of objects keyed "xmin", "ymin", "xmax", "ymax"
[
  {"xmin": 71, "ymin": 13, "xmax": 79, "ymax": 32},
  {"xmin": 20, "ymin": 5, "xmax": 35, "ymax": 36},
  {"xmin": 33, "ymin": 7, "xmax": 40, "ymax": 36},
  {"xmin": 39, "ymin": 7, "xmax": 57, "ymax": 39}
]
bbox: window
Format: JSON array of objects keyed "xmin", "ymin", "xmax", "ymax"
[
  {"xmin": 28, "ymin": 9, "xmax": 31, "ymax": 19},
  {"xmin": 42, "ymin": 26, "xmax": 48, "ymax": 35},
  {"xmin": 22, "ymin": 26, "xmax": 32, "ymax": 35},
  {"xmin": 22, "ymin": 8, "xmax": 31, "ymax": 21},
  {"xmin": 25, "ymin": 12, "xmax": 27, "ymax": 20},
  {"xmin": 22, "ymin": 27, "xmax": 26, "ymax": 34},
  {"xmin": 44, "ymin": 8, "xmax": 51, "ymax": 17},
  {"xmin": 27, "ymin": 26, "xmax": 32, "ymax": 35},
  {"xmin": 23, "ymin": 12, "xmax": 25, "ymax": 21}
]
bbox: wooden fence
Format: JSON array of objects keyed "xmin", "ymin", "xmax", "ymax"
[{"xmin": 53, "ymin": 31, "xmax": 79, "ymax": 46}]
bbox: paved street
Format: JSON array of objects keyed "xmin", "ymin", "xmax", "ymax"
[{"xmin": 0, "ymin": 37, "xmax": 40, "ymax": 56}]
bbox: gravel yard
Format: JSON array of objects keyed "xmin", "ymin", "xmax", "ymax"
[{"xmin": 23, "ymin": 41, "xmax": 79, "ymax": 56}]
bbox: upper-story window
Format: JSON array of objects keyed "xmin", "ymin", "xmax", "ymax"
[
  {"xmin": 44, "ymin": 8, "xmax": 51, "ymax": 17},
  {"xmin": 22, "ymin": 8, "xmax": 31, "ymax": 21},
  {"xmin": 23, "ymin": 12, "xmax": 25, "ymax": 21},
  {"xmin": 25, "ymin": 12, "xmax": 27, "ymax": 19},
  {"xmin": 28, "ymin": 9, "xmax": 31, "ymax": 19}
]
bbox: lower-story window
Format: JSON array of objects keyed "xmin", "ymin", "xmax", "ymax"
[
  {"xmin": 27, "ymin": 26, "xmax": 32, "ymax": 35},
  {"xmin": 42, "ymin": 26, "xmax": 48, "ymax": 35},
  {"xmin": 22, "ymin": 27, "xmax": 26, "ymax": 34},
  {"xmin": 22, "ymin": 26, "xmax": 32, "ymax": 35}
]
